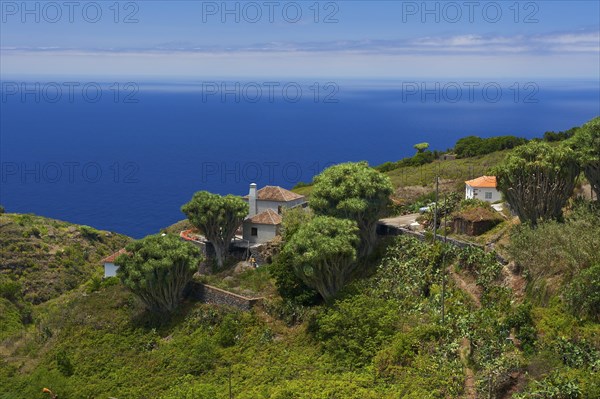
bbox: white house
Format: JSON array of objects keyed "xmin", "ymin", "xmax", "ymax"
[
  {"xmin": 465, "ymin": 176, "xmax": 501, "ymax": 203},
  {"xmin": 101, "ymin": 248, "xmax": 127, "ymax": 278},
  {"xmin": 242, "ymin": 208, "xmax": 282, "ymax": 244},
  {"xmin": 242, "ymin": 183, "xmax": 306, "ymax": 244}
]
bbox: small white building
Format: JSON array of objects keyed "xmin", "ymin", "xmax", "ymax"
[
  {"xmin": 465, "ymin": 176, "xmax": 501, "ymax": 203},
  {"xmin": 242, "ymin": 208, "xmax": 282, "ymax": 244},
  {"xmin": 101, "ymin": 248, "xmax": 127, "ymax": 278},
  {"xmin": 242, "ymin": 184, "xmax": 306, "ymax": 244}
]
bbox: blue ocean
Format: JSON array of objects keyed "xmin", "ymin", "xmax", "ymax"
[{"xmin": 1, "ymin": 79, "xmax": 598, "ymax": 238}]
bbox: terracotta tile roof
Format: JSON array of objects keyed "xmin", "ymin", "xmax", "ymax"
[
  {"xmin": 101, "ymin": 248, "xmax": 129, "ymax": 263},
  {"xmin": 246, "ymin": 209, "xmax": 282, "ymax": 225},
  {"xmin": 245, "ymin": 186, "xmax": 304, "ymax": 202},
  {"xmin": 465, "ymin": 176, "xmax": 497, "ymax": 188}
]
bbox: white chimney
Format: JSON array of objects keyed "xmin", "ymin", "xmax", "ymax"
[{"xmin": 248, "ymin": 183, "xmax": 257, "ymax": 216}]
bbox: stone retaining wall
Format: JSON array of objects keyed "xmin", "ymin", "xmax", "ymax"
[{"xmin": 186, "ymin": 281, "xmax": 262, "ymax": 311}]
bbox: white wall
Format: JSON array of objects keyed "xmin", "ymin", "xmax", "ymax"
[
  {"xmin": 465, "ymin": 185, "xmax": 474, "ymax": 199},
  {"xmin": 242, "ymin": 222, "xmax": 278, "ymax": 244},
  {"xmin": 466, "ymin": 185, "xmax": 502, "ymax": 203},
  {"xmin": 104, "ymin": 262, "xmax": 119, "ymax": 278}
]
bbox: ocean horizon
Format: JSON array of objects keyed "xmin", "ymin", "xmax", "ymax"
[{"xmin": 1, "ymin": 79, "xmax": 599, "ymax": 238}]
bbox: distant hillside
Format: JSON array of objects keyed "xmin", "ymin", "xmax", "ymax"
[{"xmin": 0, "ymin": 213, "xmax": 131, "ymax": 305}]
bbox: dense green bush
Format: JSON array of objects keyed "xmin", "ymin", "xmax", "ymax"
[
  {"xmin": 514, "ymin": 371, "xmax": 582, "ymax": 399},
  {"xmin": 565, "ymin": 263, "xmax": 600, "ymax": 321},
  {"xmin": 374, "ymin": 324, "xmax": 446, "ymax": 373},
  {"xmin": 313, "ymin": 295, "xmax": 401, "ymax": 367},
  {"xmin": 79, "ymin": 225, "xmax": 101, "ymax": 241},
  {"xmin": 159, "ymin": 376, "xmax": 217, "ymax": 399},
  {"xmin": 0, "ymin": 298, "xmax": 23, "ymax": 340},
  {"xmin": 0, "ymin": 276, "xmax": 22, "ymax": 302},
  {"xmin": 454, "ymin": 135, "xmax": 527, "ymax": 158},
  {"xmin": 543, "ymin": 126, "xmax": 579, "ymax": 142},
  {"xmin": 269, "ymin": 251, "xmax": 321, "ymax": 306},
  {"xmin": 569, "ymin": 117, "xmax": 600, "ymax": 198},
  {"xmin": 455, "ymin": 246, "xmax": 502, "ymax": 291},
  {"xmin": 508, "ymin": 204, "xmax": 600, "ymax": 302}
]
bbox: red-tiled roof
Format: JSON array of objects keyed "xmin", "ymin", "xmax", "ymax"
[
  {"xmin": 101, "ymin": 248, "xmax": 128, "ymax": 263},
  {"xmin": 180, "ymin": 229, "xmax": 206, "ymax": 243},
  {"xmin": 246, "ymin": 209, "xmax": 282, "ymax": 225},
  {"xmin": 465, "ymin": 176, "xmax": 497, "ymax": 188},
  {"xmin": 245, "ymin": 186, "xmax": 304, "ymax": 202}
]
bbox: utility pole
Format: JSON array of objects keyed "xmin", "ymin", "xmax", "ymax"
[
  {"xmin": 433, "ymin": 175, "xmax": 439, "ymax": 244},
  {"xmin": 441, "ymin": 194, "xmax": 448, "ymax": 324},
  {"xmin": 228, "ymin": 363, "xmax": 233, "ymax": 399}
]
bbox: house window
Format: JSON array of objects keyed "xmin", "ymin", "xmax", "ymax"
[
  {"xmin": 278, "ymin": 205, "xmax": 283, "ymax": 214},
  {"xmin": 485, "ymin": 192, "xmax": 493, "ymax": 200},
  {"xmin": 251, "ymin": 227, "xmax": 258, "ymax": 236}
]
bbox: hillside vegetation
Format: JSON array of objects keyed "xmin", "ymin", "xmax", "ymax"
[
  {"xmin": 2, "ymin": 218, "xmax": 598, "ymax": 398},
  {"xmin": 1, "ymin": 119, "xmax": 599, "ymax": 398},
  {"xmin": 0, "ymin": 213, "xmax": 131, "ymax": 303}
]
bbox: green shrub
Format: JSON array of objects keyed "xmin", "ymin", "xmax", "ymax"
[
  {"xmin": 270, "ymin": 250, "xmax": 320, "ymax": 306},
  {"xmin": 455, "ymin": 246, "xmax": 502, "ymax": 292},
  {"xmin": 506, "ymin": 302, "xmax": 537, "ymax": 354},
  {"xmin": 555, "ymin": 337, "xmax": 600, "ymax": 369},
  {"xmin": 262, "ymin": 297, "xmax": 313, "ymax": 326},
  {"xmin": 508, "ymin": 205, "xmax": 600, "ymax": 302},
  {"xmin": 215, "ymin": 313, "xmax": 241, "ymax": 347},
  {"xmin": 0, "ymin": 298, "xmax": 23, "ymax": 340},
  {"xmin": 55, "ymin": 350, "xmax": 75, "ymax": 376},
  {"xmin": 514, "ymin": 371, "xmax": 582, "ymax": 399},
  {"xmin": 565, "ymin": 263, "xmax": 600, "ymax": 321},
  {"xmin": 159, "ymin": 376, "xmax": 217, "ymax": 399},
  {"xmin": 79, "ymin": 225, "xmax": 101, "ymax": 241},
  {"xmin": 0, "ymin": 276, "xmax": 22, "ymax": 301},
  {"xmin": 313, "ymin": 295, "xmax": 400, "ymax": 367},
  {"xmin": 454, "ymin": 135, "xmax": 527, "ymax": 158},
  {"xmin": 22, "ymin": 226, "xmax": 41, "ymax": 238},
  {"xmin": 374, "ymin": 324, "xmax": 445, "ymax": 373}
]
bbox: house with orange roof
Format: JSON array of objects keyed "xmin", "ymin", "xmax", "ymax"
[
  {"xmin": 242, "ymin": 183, "xmax": 306, "ymax": 244},
  {"xmin": 465, "ymin": 176, "xmax": 501, "ymax": 203}
]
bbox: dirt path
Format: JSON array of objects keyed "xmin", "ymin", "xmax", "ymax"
[
  {"xmin": 448, "ymin": 267, "xmax": 482, "ymax": 309},
  {"xmin": 449, "ymin": 267, "xmax": 481, "ymax": 398},
  {"xmin": 501, "ymin": 261, "xmax": 526, "ymax": 302},
  {"xmin": 459, "ymin": 337, "xmax": 477, "ymax": 399}
]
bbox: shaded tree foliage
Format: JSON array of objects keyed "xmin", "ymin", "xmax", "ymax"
[
  {"xmin": 543, "ymin": 126, "xmax": 579, "ymax": 142},
  {"xmin": 454, "ymin": 135, "xmax": 527, "ymax": 158},
  {"xmin": 271, "ymin": 208, "xmax": 320, "ymax": 305},
  {"xmin": 310, "ymin": 162, "xmax": 393, "ymax": 256},
  {"xmin": 281, "ymin": 216, "xmax": 359, "ymax": 301},
  {"xmin": 181, "ymin": 191, "xmax": 248, "ymax": 268},
  {"xmin": 280, "ymin": 207, "xmax": 313, "ymax": 242},
  {"xmin": 117, "ymin": 234, "xmax": 201, "ymax": 314},
  {"xmin": 565, "ymin": 263, "xmax": 600, "ymax": 322},
  {"xmin": 570, "ymin": 117, "xmax": 600, "ymax": 199},
  {"xmin": 493, "ymin": 141, "xmax": 579, "ymax": 226}
]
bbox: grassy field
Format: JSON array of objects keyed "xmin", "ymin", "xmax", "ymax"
[
  {"xmin": 386, "ymin": 151, "xmax": 509, "ymax": 188},
  {"xmin": 293, "ymin": 151, "xmax": 509, "ymax": 199}
]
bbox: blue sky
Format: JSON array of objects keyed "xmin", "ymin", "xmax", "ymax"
[{"xmin": 1, "ymin": 1, "xmax": 599, "ymax": 79}]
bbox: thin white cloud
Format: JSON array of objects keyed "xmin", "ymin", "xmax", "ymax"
[{"xmin": 2, "ymin": 29, "xmax": 598, "ymax": 56}]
